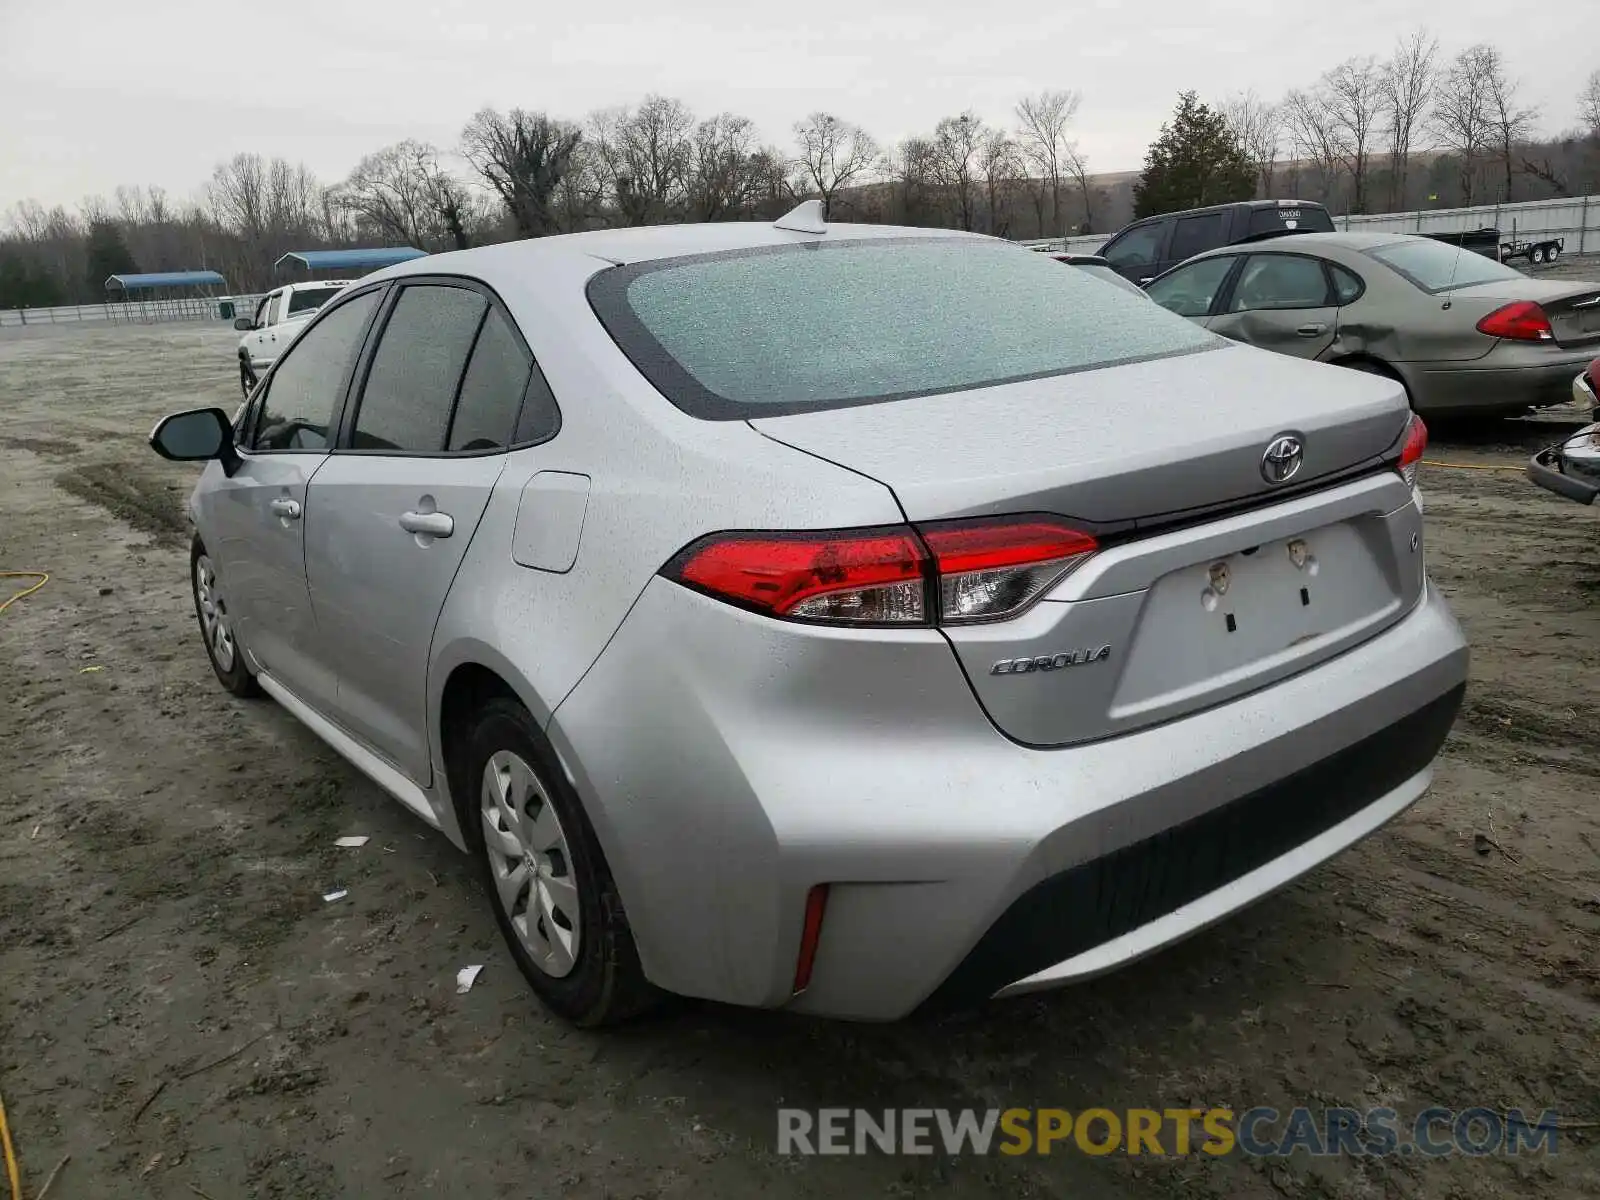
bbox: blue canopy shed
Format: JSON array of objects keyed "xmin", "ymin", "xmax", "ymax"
[
  {"xmin": 274, "ymin": 248, "xmax": 428, "ymax": 278},
  {"xmin": 105, "ymin": 270, "xmax": 232, "ymax": 323}
]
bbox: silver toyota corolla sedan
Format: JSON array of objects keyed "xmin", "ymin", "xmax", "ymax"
[{"xmin": 149, "ymin": 204, "xmax": 1469, "ymax": 1025}]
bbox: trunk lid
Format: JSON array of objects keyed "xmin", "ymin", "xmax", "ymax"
[
  {"xmin": 753, "ymin": 344, "xmax": 1423, "ymax": 748},
  {"xmin": 750, "ymin": 342, "xmax": 1408, "ymax": 527},
  {"xmin": 1449, "ymin": 279, "xmax": 1600, "ymax": 349}
]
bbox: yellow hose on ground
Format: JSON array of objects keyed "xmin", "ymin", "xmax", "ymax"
[
  {"xmin": 0, "ymin": 1089, "xmax": 21, "ymax": 1200},
  {"xmin": 1419, "ymin": 460, "xmax": 1525, "ymax": 473},
  {"xmin": 0, "ymin": 573, "xmax": 49, "ymax": 614}
]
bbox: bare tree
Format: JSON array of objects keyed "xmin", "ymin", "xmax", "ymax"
[
  {"xmin": 930, "ymin": 112, "xmax": 985, "ymax": 230},
  {"xmin": 1222, "ymin": 91, "xmax": 1282, "ymax": 197},
  {"xmin": 1379, "ymin": 30, "xmax": 1438, "ymax": 209},
  {"xmin": 462, "ymin": 108, "xmax": 584, "ymax": 237},
  {"xmin": 1430, "ymin": 45, "xmax": 1498, "ymax": 206},
  {"xmin": 1015, "ymin": 90, "xmax": 1081, "ymax": 237},
  {"xmin": 1281, "ymin": 88, "xmax": 1345, "ymax": 204},
  {"xmin": 1320, "ymin": 57, "xmax": 1383, "ymax": 212},
  {"xmin": 793, "ymin": 113, "xmax": 878, "ymax": 218},
  {"xmin": 1481, "ymin": 47, "xmax": 1538, "ymax": 202},
  {"xmin": 687, "ymin": 113, "xmax": 761, "ymax": 221},
  {"xmin": 335, "ymin": 141, "xmax": 448, "ymax": 248},
  {"xmin": 886, "ymin": 137, "xmax": 939, "ymax": 226},
  {"xmin": 1582, "ymin": 69, "xmax": 1600, "ymax": 138},
  {"xmin": 978, "ymin": 130, "xmax": 1024, "ymax": 237}
]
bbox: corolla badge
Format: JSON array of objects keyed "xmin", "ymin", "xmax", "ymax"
[
  {"xmin": 1260, "ymin": 434, "xmax": 1304, "ymax": 484},
  {"xmin": 990, "ymin": 646, "xmax": 1112, "ymax": 675}
]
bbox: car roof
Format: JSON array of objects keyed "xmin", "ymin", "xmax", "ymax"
[
  {"xmin": 363, "ymin": 221, "xmax": 985, "ymax": 287},
  {"xmin": 1183, "ymin": 230, "xmax": 1413, "ymax": 259},
  {"xmin": 1120, "ymin": 198, "xmax": 1331, "ymax": 229}
]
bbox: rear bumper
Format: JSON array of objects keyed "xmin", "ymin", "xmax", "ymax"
[
  {"xmin": 1407, "ymin": 348, "xmax": 1597, "ymax": 415},
  {"xmin": 1528, "ymin": 423, "xmax": 1600, "ymax": 505},
  {"xmin": 551, "ymin": 575, "xmax": 1468, "ymax": 1021}
]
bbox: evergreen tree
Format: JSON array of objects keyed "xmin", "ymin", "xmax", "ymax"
[
  {"xmin": 1133, "ymin": 92, "xmax": 1255, "ymax": 218},
  {"xmin": 84, "ymin": 220, "xmax": 139, "ymax": 294}
]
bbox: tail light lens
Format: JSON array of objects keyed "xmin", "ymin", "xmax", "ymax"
[
  {"xmin": 663, "ymin": 517, "xmax": 1097, "ymax": 627},
  {"xmin": 1395, "ymin": 412, "xmax": 1427, "ymax": 488},
  {"xmin": 1476, "ymin": 301, "xmax": 1553, "ymax": 342},
  {"xmin": 921, "ymin": 520, "xmax": 1099, "ymax": 624}
]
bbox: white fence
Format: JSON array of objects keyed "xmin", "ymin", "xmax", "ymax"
[
  {"xmin": 0, "ymin": 294, "xmax": 264, "ymax": 329},
  {"xmin": 1020, "ymin": 193, "xmax": 1600, "ymax": 258}
]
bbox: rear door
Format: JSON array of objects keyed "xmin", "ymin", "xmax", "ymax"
[
  {"xmin": 304, "ymin": 280, "xmax": 536, "ymax": 782},
  {"xmin": 201, "ymin": 286, "xmax": 385, "ymax": 715},
  {"xmin": 1206, "ymin": 252, "xmax": 1340, "ymax": 359},
  {"xmin": 1161, "ymin": 210, "xmax": 1231, "ymax": 276}
]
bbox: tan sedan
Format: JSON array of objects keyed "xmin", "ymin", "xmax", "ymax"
[{"xmin": 1145, "ymin": 231, "xmax": 1600, "ymax": 418}]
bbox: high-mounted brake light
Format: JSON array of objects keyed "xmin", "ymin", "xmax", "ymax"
[
  {"xmin": 1476, "ymin": 301, "xmax": 1553, "ymax": 342},
  {"xmin": 1395, "ymin": 412, "xmax": 1428, "ymax": 488},
  {"xmin": 663, "ymin": 517, "xmax": 1098, "ymax": 627}
]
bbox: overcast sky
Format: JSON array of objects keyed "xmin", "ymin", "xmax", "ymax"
[{"xmin": 1, "ymin": 0, "xmax": 1594, "ymax": 215}]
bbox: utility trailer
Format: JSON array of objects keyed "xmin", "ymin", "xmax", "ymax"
[{"xmin": 1500, "ymin": 234, "xmax": 1564, "ymax": 266}]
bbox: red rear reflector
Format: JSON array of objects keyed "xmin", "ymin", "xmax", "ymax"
[
  {"xmin": 1476, "ymin": 301, "xmax": 1553, "ymax": 342},
  {"xmin": 792, "ymin": 884, "xmax": 829, "ymax": 995},
  {"xmin": 665, "ymin": 528, "xmax": 928, "ymax": 624}
]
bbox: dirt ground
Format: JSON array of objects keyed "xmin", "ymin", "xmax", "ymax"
[{"xmin": 2, "ymin": 300, "xmax": 1598, "ymax": 1199}]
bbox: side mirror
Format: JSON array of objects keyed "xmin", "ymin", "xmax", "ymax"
[
  {"xmin": 149, "ymin": 407, "xmax": 240, "ymax": 475},
  {"xmin": 234, "ymin": 316, "xmax": 255, "ymax": 331}
]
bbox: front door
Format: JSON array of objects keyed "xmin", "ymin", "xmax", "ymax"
[
  {"xmin": 305, "ymin": 282, "xmax": 535, "ymax": 782},
  {"xmin": 1206, "ymin": 252, "xmax": 1339, "ymax": 360},
  {"xmin": 202, "ymin": 286, "xmax": 385, "ymax": 712}
]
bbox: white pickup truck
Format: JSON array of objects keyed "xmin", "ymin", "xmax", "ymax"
[{"xmin": 233, "ymin": 280, "xmax": 351, "ymax": 395}]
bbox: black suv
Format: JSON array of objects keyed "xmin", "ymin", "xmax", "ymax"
[{"xmin": 1099, "ymin": 200, "xmax": 1336, "ymax": 284}]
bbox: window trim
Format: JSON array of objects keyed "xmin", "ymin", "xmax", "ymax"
[
  {"xmin": 331, "ymin": 273, "xmax": 561, "ymax": 459},
  {"xmin": 1146, "ymin": 254, "xmax": 1244, "ymax": 319},
  {"xmin": 1327, "ymin": 261, "xmax": 1367, "ymax": 306},
  {"xmin": 1217, "ymin": 252, "xmax": 1338, "ymax": 314},
  {"xmin": 238, "ymin": 282, "xmax": 390, "ymax": 457}
]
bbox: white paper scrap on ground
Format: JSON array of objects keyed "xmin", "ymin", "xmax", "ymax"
[
  {"xmin": 456, "ymin": 965, "xmax": 484, "ymax": 994},
  {"xmin": 334, "ymin": 836, "xmax": 369, "ymax": 848},
  {"xmin": 323, "ymin": 889, "xmax": 348, "ymax": 903}
]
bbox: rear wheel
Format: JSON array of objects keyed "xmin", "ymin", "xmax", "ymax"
[
  {"xmin": 1530, "ymin": 246, "xmax": 1545, "ymax": 265},
  {"xmin": 1337, "ymin": 357, "xmax": 1411, "ymax": 405},
  {"xmin": 191, "ymin": 537, "xmax": 259, "ymax": 697},
  {"xmin": 464, "ymin": 698, "xmax": 656, "ymax": 1026},
  {"xmin": 238, "ymin": 356, "xmax": 255, "ymax": 397},
  {"xmin": 1546, "ymin": 243, "xmax": 1560, "ymax": 262}
]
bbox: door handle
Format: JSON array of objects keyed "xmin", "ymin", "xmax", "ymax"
[
  {"xmin": 269, "ymin": 497, "xmax": 301, "ymax": 520},
  {"xmin": 399, "ymin": 510, "xmax": 454, "ymax": 538},
  {"xmin": 1296, "ymin": 323, "xmax": 1327, "ymax": 337}
]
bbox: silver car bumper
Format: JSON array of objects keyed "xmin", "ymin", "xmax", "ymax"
[{"xmin": 551, "ymin": 575, "xmax": 1468, "ymax": 1021}]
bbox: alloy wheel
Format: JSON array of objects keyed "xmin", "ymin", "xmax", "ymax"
[
  {"xmin": 194, "ymin": 554, "xmax": 236, "ymax": 672},
  {"xmin": 480, "ymin": 750, "xmax": 582, "ymax": 978}
]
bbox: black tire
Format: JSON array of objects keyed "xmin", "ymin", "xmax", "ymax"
[
  {"xmin": 463, "ymin": 697, "xmax": 656, "ymax": 1026},
  {"xmin": 190, "ymin": 536, "xmax": 260, "ymax": 698},
  {"xmin": 239, "ymin": 356, "xmax": 256, "ymax": 397},
  {"xmin": 1547, "ymin": 243, "xmax": 1560, "ymax": 262},
  {"xmin": 1530, "ymin": 246, "xmax": 1545, "ymax": 265}
]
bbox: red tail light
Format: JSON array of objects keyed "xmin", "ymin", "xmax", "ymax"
[
  {"xmin": 1396, "ymin": 412, "xmax": 1427, "ymax": 488},
  {"xmin": 663, "ymin": 517, "xmax": 1098, "ymax": 627},
  {"xmin": 1476, "ymin": 301, "xmax": 1553, "ymax": 342}
]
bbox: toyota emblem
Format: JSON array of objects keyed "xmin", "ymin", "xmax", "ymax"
[{"xmin": 1260, "ymin": 434, "xmax": 1304, "ymax": 484}]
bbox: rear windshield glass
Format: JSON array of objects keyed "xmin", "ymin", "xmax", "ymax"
[
  {"xmin": 588, "ymin": 238, "xmax": 1219, "ymax": 419},
  {"xmin": 1364, "ymin": 238, "xmax": 1525, "ymax": 293},
  {"xmin": 1248, "ymin": 206, "xmax": 1334, "ymax": 235},
  {"xmin": 286, "ymin": 285, "xmax": 346, "ymax": 316}
]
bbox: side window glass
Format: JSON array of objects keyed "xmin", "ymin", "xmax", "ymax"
[
  {"xmin": 1103, "ymin": 223, "xmax": 1165, "ymax": 269},
  {"xmin": 448, "ymin": 307, "xmax": 534, "ymax": 451},
  {"xmin": 250, "ymin": 289, "xmax": 380, "ymax": 452},
  {"xmin": 1146, "ymin": 256, "xmax": 1237, "ymax": 318},
  {"xmin": 353, "ymin": 285, "xmax": 487, "ymax": 453},
  {"xmin": 1231, "ymin": 256, "xmax": 1334, "ymax": 312},
  {"xmin": 1330, "ymin": 263, "xmax": 1364, "ymax": 305},
  {"xmin": 253, "ymin": 295, "xmax": 273, "ymax": 327},
  {"xmin": 1169, "ymin": 213, "xmax": 1228, "ymax": 262}
]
